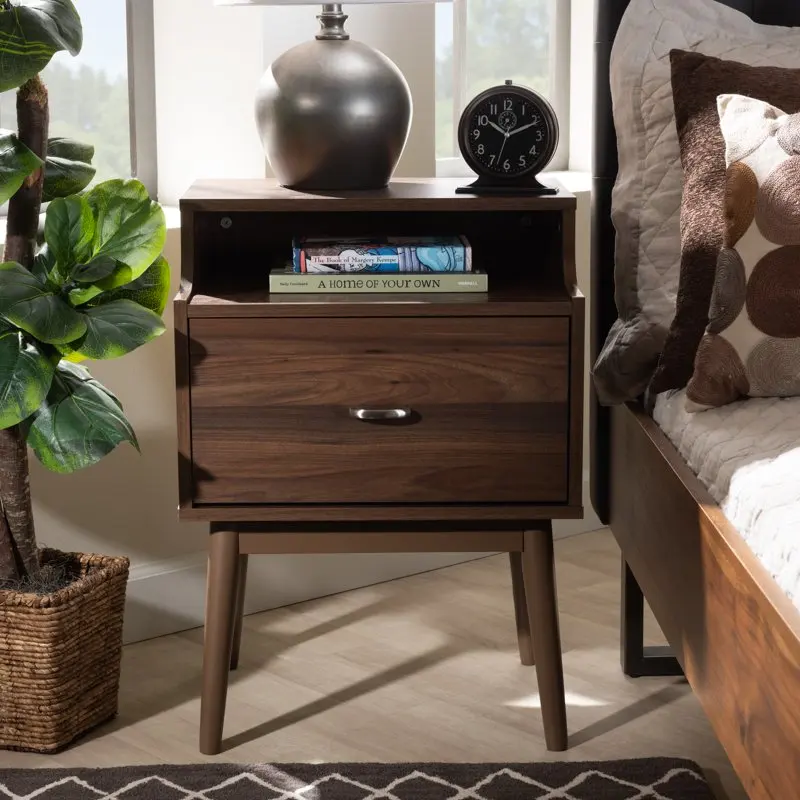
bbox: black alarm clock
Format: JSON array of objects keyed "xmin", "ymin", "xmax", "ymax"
[{"xmin": 456, "ymin": 80, "xmax": 559, "ymax": 196}]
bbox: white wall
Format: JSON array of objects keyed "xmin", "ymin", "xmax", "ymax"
[{"xmin": 30, "ymin": 2, "xmax": 599, "ymax": 644}]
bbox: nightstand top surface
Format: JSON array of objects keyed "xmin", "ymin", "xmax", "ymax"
[{"xmin": 181, "ymin": 177, "xmax": 577, "ymax": 212}]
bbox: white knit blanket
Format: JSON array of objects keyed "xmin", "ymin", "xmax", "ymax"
[{"xmin": 654, "ymin": 392, "xmax": 800, "ymax": 611}]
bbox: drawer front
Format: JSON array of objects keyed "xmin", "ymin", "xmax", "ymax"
[{"xmin": 189, "ymin": 317, "xmax": 570, "ymax": 505}]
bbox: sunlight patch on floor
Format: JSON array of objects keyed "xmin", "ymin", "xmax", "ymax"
[{"xmin": 507, "ymin": 691, "xmax": 609, "ymax": 709}]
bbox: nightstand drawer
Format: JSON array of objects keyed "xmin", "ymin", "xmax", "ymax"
[{"xmin": 188, "ymin": 317, "xmax": 570, "ymax": 505}]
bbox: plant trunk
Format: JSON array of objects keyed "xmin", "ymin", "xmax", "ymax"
[
  {"xmin": 5, "ymin": 75, "xmax": 48, "ymax": 266},
  {"xmin": 0, "ymin": 76, "xmax": 49, "ymax": 583},
  {"xmin": 0, "ymin": 428, "xmax": 38, "ymax": 582}
]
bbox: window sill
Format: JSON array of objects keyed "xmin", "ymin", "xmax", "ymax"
[{"xmin": 547, "ymin": 170, "xmax": 591, "ymax": 196}]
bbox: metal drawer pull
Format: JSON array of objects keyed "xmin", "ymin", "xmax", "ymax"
[{"xmin": 350, "ymin": 407, "xmax": 412, "ymax": 422}]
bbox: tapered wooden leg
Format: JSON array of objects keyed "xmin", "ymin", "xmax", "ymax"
[
  {"xmin": 509, "ymin": 552, "xmax": 534, "ymax": 666},
  {"xmin": 230, "ymin": 554, "xmax": 249, "ymax": 671},
  {"xmin": 521, "ymin": 522, "xmax": 568, "ymax": 751},
  {"xmin": 200, "ymin": 528, "xmax": 239, "ymax": 755}
]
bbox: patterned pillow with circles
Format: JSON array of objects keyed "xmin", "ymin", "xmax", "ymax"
[{"xmin": 686, "ymin": 94, "xmax": 800, "ymax": 412}]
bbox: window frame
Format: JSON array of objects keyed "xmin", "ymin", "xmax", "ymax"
[
  {"xmin": 436, "ymin": 0, "xmax": 572, "ymax": 178},
  {"xmin": 0, "ymin": 0, "xmax": 157, "ymax": 213},
  {"xmin": 127, "ymin": 0, "xmax": 158, "ymax": 199}
]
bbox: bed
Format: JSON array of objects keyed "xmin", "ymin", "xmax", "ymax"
[{"xmin": 591, "ymin": 2, "xmax": 800, "ymax": 799}]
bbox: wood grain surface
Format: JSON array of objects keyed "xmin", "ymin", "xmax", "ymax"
[
  {"xmin": 181, "ymin": 177, "xmax": 577, "ymax": 213},
  {"xmin": 174, "ymin": 208, "xmax": 196, "ymax": 511},
  {"xmin": 610, "ymin": 402, "xmax": 800, "ymax": 800},
  {"xmin": 177, "ymin": 503, "xmax": 584, "ymax": 523},
  {"xmin": 189, "ymin": 317, "xmax": 570, "ymax": 505},
  {"xmin": 187, "ymin": 288, "xmax": 573, "ymax": 319},
  {"xmin": 568, "ymin": 292, "xmax": 585, "ymax": 508}
]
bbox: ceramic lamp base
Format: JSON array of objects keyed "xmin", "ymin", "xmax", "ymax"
[{"xmin": 255, "ymin": 36, "xmax": 412, "ymax": 191}]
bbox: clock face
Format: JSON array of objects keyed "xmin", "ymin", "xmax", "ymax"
[{"xmin": 459, "ymin": 87, "xmax": 557, "ymax": 179}]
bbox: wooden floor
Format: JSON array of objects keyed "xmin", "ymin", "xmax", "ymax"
[{"xmin": 0, "ymin": 530, "xmax": 745, "ymax": 799}]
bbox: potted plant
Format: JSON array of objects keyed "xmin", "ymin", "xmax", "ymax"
[{"xmin": 0, "ymin": 1, "xmax": 168, "ymax": 752}]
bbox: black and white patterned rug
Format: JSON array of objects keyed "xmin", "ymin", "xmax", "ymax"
[{"xmin": 0, "ymin": 759, "xmax": 715, "ymax": 799}]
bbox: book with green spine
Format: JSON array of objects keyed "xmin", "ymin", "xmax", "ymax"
[{"xmin": 269, "ymin": 270, "xmax": 488, "ymax": 293}]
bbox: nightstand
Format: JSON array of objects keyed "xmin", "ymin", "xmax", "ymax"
[{"xmin": 175, "ymin": 178, "xmax": 584, "ymax": 755}]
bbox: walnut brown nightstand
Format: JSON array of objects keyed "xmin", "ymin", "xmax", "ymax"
[{"xmin": 175, "ymin": 178, "xmax": 584, "ymax": 755}]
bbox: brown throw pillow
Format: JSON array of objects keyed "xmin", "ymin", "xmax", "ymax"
[
  {"xmin": 687, "ymin": 95, "xmax": 800, "ymax": 411},
  {"xmin": 648, "ymin": 49, "xmax": 800, "ymax": 396}
]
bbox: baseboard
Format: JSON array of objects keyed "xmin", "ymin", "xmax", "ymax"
[
  {"xmin": 124, "ymin": 475, "xmax": 603, "ymax": 644},
  {"xmin": 124, "ymin": 550, "xmax": 490, "ymax": 644}
]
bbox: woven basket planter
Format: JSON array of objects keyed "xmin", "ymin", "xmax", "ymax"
[{"xmin": 0, "ymin": 549, "xmax": 130, "ymax": 753}]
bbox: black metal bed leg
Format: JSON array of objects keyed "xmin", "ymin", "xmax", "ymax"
[{"xmin": 621, "ymin": 558, "xmax": 683, "ymax": 678}]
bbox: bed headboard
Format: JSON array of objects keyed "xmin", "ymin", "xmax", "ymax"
[{"xmin": 590, "ymin": 0, "xmax": 800, "ymax": 523}]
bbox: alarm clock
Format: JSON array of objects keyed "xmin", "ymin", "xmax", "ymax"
[{"xmin": 455, "ymin": 80, "xmax": 559, "ymax": 196}]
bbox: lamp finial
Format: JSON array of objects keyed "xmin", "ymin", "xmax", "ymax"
[{"xmin": 317, "ymin": 3, "xmax": 349, "ymax": 40}]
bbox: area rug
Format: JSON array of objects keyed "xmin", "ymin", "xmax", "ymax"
[{"xmin": 0, "ymin": 759, "xmax": 715, "ymax": 799}]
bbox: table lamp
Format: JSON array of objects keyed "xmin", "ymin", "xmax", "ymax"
[{"xmin": 216, "ymin": 0, "xmax": 441, "ymax": 191}]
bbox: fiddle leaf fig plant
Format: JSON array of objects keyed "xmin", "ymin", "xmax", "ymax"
[
  {"xmin": 0, "ymin": 0, "xmax": 170, "ymax": 584},
  {"xmin": 43, "ymin": 137, "xmax": 96, "ymax": 201},
  {"xmin": 0, "ymin": 0, "xmax": 82, "ymax": 93}
]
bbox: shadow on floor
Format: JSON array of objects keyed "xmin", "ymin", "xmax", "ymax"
[
  {"xmin": 569, "ymin": 680, "xmax": 688, "ymax": 747},
  {"xmin": 223, "ymin": 643, "xmax": 463, "ymax": 751}
]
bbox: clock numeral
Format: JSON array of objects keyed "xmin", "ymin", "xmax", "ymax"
[
  {"xmin": 490, "ymin": 103, "xmax": 498, "ymax": 115},
  {"xmin": 477, "ymin": 144, "xmax": 485, "ymax": 155},
  {"xmin": 522, "ymin": 104, "xmax": 527, "ymax": 116},
  {"xmin": 532, "ymin": 114, "xmax": 540, "ymax": 124},
  {"xmin": 503, "ymin": 159, "xmax": 511, "ymax": 171},
  {"xmin": 536, "ymin": 129, "xmax": 544, "ymax": 142},
  {"xmin": 519, "ymin": 155, "xmax": 527, "ymax": 167},
  {"xmin": 472, "ymin": 128, "xmax": 480, "ymax": 140},
  {"xmin": 478, "ymin": 114, "xmax": 489, "ymax": 126},
  {"xmin": 529, "ymin": 145, "xmax": 538, "ymax": 156},
  {"xmin": 489, "ymin": 154, "xmax": 496, "ymax": 165},
  {"xmin": 504, "ymin": 98, "xmax": 513, "ymax": 111}
]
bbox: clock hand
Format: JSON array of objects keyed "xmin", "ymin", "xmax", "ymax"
[
  {"xmin": 488, "ymin": 120, "xmax": 507, "ymax": 136},
  {"xmin": 497, "ymin": 133, "xmax": 508, "ymax": 164},
  {"xmin": 508, "ymin": 121, "xmax": 538, "ymax": 137}
]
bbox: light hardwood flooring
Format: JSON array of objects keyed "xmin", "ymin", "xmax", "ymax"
[{"xmin": 0, "ymin": 529, "xmax": 745, "ymax": 799}]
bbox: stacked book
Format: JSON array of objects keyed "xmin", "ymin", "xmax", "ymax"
[{"xmin": 269, "ymin": 236, "xmax": 487, "ymax": 294}]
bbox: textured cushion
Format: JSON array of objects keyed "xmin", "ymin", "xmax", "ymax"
[
  {"xmin": 686, "ymin": 95, "xmax": 800, "ymax": 411},
  {"xmin": 651, "ymin": 52, "xmax": 800, "ymax": 396},
  {"xmin": 593, "ymin": 0, "xmax": 800, "ymax": 405}
]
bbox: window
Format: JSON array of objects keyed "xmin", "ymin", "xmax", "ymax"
[
  {"xmin": 436, "ymin": 0, "xmax": 570, "ymax": 175},
  {"xmin": 0, "ymin": 0, "xmax": 157, "ymax": 196}
]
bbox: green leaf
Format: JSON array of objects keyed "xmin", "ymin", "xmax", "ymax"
[
  {"xmin": 91, "ymin": 256, "xmax": 171, "ymax": 315},
  {"xmin": 47, "ymin": 136, "xmax": 94, "ymax": 163},
  {"xmin": 85, "ymin": 179, "xmax": 166, "ymax": 285},
  {"xmin": 0, "ymin": 326, "xmax": 54, "ymax": 429},
  {"xmin": 24, "ymin": 360, "xmax": 138, "ymax": 474},
  {"xmin": 0, "ymin": 1, "xmax": 82, "ymax": 93},
  {"xmin": 0, "ymin": 261, "xmax": 86, "ymax": 344},
  {"xmin": 0, "ymin": 128, "xmax": 42, "ymax": 205},
  {"xmin": 45, "ymin": 195, "xmax": 94, "ymax": 271},
  {"xmin": 61, "ymin": 299, "xmax": 165, "ymax": 361},
  {"xmin": 72, "ymin": 255, "xmax": 115, "ymax": 283},
  {"xmin": 42, "ymin": 155, "xmax": 96, "ymax": 202},
  {"xmin": 67, "ymin": 281, "xmax": 102, "ymax": 306}
]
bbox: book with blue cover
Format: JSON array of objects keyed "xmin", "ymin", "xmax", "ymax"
[{"xmin": 293, "ymin": 236, "xmax": 472, "ymax": 274}]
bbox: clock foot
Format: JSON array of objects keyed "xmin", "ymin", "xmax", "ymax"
[{"xmin": 455, "ymin": 177, "xmax": 559, "ymax": 197}]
